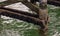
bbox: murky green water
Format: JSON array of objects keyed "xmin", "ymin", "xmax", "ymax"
[
  {"xmin": 48, "ymin": 5, "xmax": 60, "ymax": 36},
  {"xmin": 0, "ymin": 5, "xmax": 60, "ymax": 36}
]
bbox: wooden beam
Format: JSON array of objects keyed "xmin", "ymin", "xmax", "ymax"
[
  {"xmin": 0, "ymin": 6, "xmax": 38, "ymax": 18},
  {"xmin": 0, "ymin": 0, "xmax": 39, "ymax": 13},
  {"xmin": 0, "ymin": 0, "xmax": 22, "ymax": 6},
  {"xmin": 0, "ymin": 9, "xmax": 46, "ymax": 31},
  {"xmin": 22, "ymin": 1, "xmax": 39, "ymax": 14},
  {"xmin": 37, "ymin": 0, "xmax": 49, "ymax": 35}
]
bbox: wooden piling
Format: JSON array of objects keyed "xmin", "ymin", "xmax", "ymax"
[{"xmin": 39, "ymin": 0, "xmax": 49, "ymax": 35}]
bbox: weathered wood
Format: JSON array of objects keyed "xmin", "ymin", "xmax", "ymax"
[
  {"xmin": 0, "ymin": 0, "xmax": 39, "ymax": 13},
  {"xmin": 22, "ymin": 1, "xmax": 39, "ymax": 14},
  {"xmin": 0, "ymin": 6, "xmax": 38, "ymax": 18},
  {"xmin": 38, "ymin": 0, "xmax": 49, "ymax": 35},
  {"xmin": 0, "ymin": 0, "xmax": 50, "ymax": 35},
  {"xmin": 39, "ymin": 0, "xmax": 48, "ymax": 22},
  {"xmin": 0, "ymin": 9, "xmax": 46, "ymax": 31},
  {"xmin": 0, "ymin": 0, "xmax": 22, "ymax": 6}
]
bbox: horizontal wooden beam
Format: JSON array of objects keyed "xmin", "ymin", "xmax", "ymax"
[
  {"xmin": 0, "ymin": 6, "xmax": 38, "ymax": 18},
  {"xmin": 0, "ymin": 0, "xmax": 39, "ymax": 13},
  {"xmin": 0, "ymin": 9, "xmax": 46, "ymax": 30},
  {"xmin": 0, "ymin": 0, "xmax": 22, "ymax": 6}
]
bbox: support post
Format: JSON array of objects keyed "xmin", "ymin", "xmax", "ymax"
[{"xmin": 39, "ymin": 0, "xmax": 49, "ymax": 35}]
